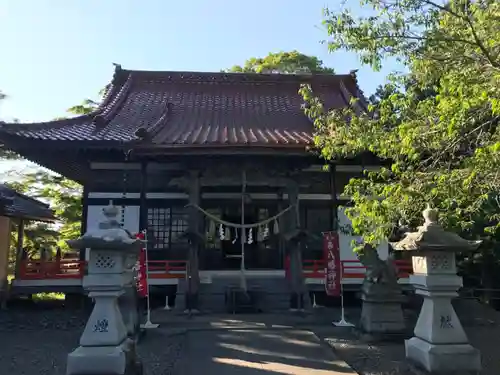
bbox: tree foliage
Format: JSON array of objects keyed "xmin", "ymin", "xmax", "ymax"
[
  {"xmin": 301, "ymin": 0, "xmax": 500, "ymax": 255},
  {"xmin": 66, "ymin": 98, "xmax": 99, "ymax": 116},
  {"xmin": 7, "ymin": 172, "xmax": 82, "ymax": 254},
  {"xmin": 1, "ymin": 86, "xmax": 106, "ymax": 261},
  {"xmin": 0, "ymin": 91, "xmax": 20, "ymax": 160},
  {"xmin": 226, "ymin": 50, "xmax": 335, "ymax": 74},
  {"xmin": 66, "ymin": 86, "xmax": 108, "ymax": 116}
]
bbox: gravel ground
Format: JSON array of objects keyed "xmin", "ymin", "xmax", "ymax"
[
  {"xmin": 321, "ymin": 299, "xmax": 500, "ymax": 375},
  {"xmin": 1, "ymin": 298, "xmax": 500, "ymax": 375},
  {"xmin": 0, "ymin": 301, "xmax": 185, "ymax": 375}
]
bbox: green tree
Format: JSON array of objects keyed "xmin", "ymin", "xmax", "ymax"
[
  {"xmin": 67, "ymin": 98, "xmax": 99, "ymax": 115},
  {"xmin": 226, "ymin": 50, "xmax": 335, "ymax": 74},
  {"xmin": 0, "ymin": 92, "xmax": 21, "ymax": 160},
  {"xmin": 66, "ymin": 85, "xmax": 107, "ymax": 116},
  {"xmin": 300, "ymin": 0, "xmax": 500, "ymax": 293},
  {"xmin": 2, "ymin": 89, "xmax": 101, "ymax": 261},
  {"xmin": 8, "ymin": 171, "xmax": 82, "ymax": 253}
]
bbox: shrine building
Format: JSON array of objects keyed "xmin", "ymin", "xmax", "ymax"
[{"xmin": 0, "ymin": 66, "xmax": 411, "ymax": 310}]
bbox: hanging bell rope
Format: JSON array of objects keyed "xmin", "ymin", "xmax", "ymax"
[
  {"xmin": 120, "ymin": 149, "xmax": 133, "ymax": 227},
  {"xmin": 208, "ymin": 220, "xmax": 216, "ymax": 237},
  {"xmin": 187, "ymin": 203, "xmax": 293, "ymax": 229}
]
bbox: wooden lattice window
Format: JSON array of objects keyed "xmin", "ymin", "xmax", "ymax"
[{"xmin": 147, "ymin": 207, "xmax": 189, "ymax": 251}]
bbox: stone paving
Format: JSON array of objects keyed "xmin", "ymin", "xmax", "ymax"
[
  {"xmin": 173, "ymin": 328, "xmax": 357, "ymax": 374},
  {"xmin": 0, "ymin": 304, "xmax": 360, "ymax": 375},
  {"xmin": 3, "ymin": 302, "xmax": 500, "ymax": 374}
]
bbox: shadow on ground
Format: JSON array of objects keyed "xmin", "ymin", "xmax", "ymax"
[{"xmin": 176, "ymin": 328, "xmax": 355, "ymax": 374}]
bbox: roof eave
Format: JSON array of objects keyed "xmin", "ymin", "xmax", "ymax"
[
  {"xmin": 133, "ymin": 143, "xmax": 315, "ymax": 155},
  {"xmin": 3, "ymin": 213, "xmax": 57, "ymax": 223}
]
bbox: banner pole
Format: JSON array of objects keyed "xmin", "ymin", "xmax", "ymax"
[
  {"xmin": 163, "ymin": 295, "xmax": 170, "ymax": 310},
  {"xmin": 333, "ymin": 259, "xmax": 354, "ymax": 327},
  {"xmin": 141, "ymin": 229, "xmax": 158, "ymax": 329}
]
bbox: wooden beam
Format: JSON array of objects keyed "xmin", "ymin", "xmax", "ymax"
[
  {"xmin": 139, "ymin": 162, "xmax": 148, "ymax": 232},
  {"xmin": 87, "ymin": 191, "xmax": 351, "ymax": 200},
  {"xmin": 90, "ymin": 162, "xmax": 381, "ymax": 174},
  {"xmin": 90, "ymin": 162, "xmax": 183, "ymax": 171}
]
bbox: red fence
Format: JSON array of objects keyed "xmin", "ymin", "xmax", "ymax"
[
  {"xmin": 19, "ymin": 259, "xmax": 85, "ymax": 280},
  {"xmin": 147, "ymin": 260, "xmax": 189, "ymax": 279},
  {"xmin": 302, "ymin": 259, "xmax": 413, "ymax": 280},
  {"xmin": 18, "ymin": 258, "xmax": 413, "ymax": 281}
]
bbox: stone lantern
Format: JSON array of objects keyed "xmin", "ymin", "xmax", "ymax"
[
  {"xmin": 392, "ymin": 205, "xmax": 482, "ymax": 374},
  {"xmin": 66, "ymin": 201, "xmax": 143, "ymax": 375}
]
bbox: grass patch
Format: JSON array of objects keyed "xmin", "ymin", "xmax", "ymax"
[{"xmin": 32, "ymin": 293, "xmax": 65, "ymax": 301}]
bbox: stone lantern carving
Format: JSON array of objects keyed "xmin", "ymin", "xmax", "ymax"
[
  {"xmin": 392, "ymin": 205, "xmax": 482, "ymax": 374},
  {"xmin": 66, "ymin": 201, "xmax": 143, "ymax": 375}
]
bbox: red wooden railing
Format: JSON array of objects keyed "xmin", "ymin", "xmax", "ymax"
[
  {"xmin": 19, "ymin": 259, "xmax": 85, "ymax": 280},
  {"xmin": 17, "ymin": 258, "xmax": 412, "ymax": 281},
  {"xmin": 147, "ymin": 260, "xmax": 188, "ymax": 279},
  {"xmin": 302, "ymin": 259, "xmax": 326, "ymax": 277},
  {"xmin": 302, "ymin": 259, "xmax": 413, "ymax": 280}
]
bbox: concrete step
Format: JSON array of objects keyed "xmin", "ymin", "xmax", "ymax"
[{"xmin": 176, "ymin": 275, "xmax": 311, "ymax": 313}]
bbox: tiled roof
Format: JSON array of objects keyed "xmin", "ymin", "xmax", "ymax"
[
  {"xmin": 0, "ymin": 184, "xmax": 56, "ymax": 222},
  {"xmin": 0, "ymin": 67, "xmax": 367, "ymax": 149}
]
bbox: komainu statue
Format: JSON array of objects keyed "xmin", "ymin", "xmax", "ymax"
[
  {"xmin": 358, "ymin": 244, "xmax": 399, "ymax": 288},
  {"xmin": 357, "ymin": 244, "xmax": 405, "ymax": 337}
]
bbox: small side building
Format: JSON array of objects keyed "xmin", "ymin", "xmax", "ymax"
[{"xmin": 0, "ymin": 183, "xmax": 56, "ymax": 301}]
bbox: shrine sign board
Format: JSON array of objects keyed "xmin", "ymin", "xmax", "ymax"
[
  {"xmin": 324, "ymin": 231, "xmax": 341, "ymax": 296},
  {"xmin": 135, "ymin": 232, "xmax": 148, "ymax": 298}
]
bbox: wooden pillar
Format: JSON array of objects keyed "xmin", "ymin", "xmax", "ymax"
[
  {"xmin": 186, "ymin": 170, "xmax": 201, "ymax": 309},
  {"xmin": 79, "ymin": 185, "xmax": 89, "ymax": 262},
  {"xmin": 286, "ymin": 179, "xmax": 306, "ymax": 309},
  {"xmin": 276, "ymin": 191, "xmax": 285, "ymax": 269},
  {"xmin": 15, "ymin": 219, "xmax": 24, "ymax": 277},
  {"xmin": 0, "ymin": 216, "xmax": 11, "ymax": 306},
  {"xmin": 330, "ymin": 164, "xmax": 338, "ymax": 231}
]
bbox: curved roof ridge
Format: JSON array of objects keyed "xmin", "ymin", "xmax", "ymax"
[
  {"xmin": 96, "ymin": 65, "xmax": 133, "ymax": 118},
  {"xmin": 0, "ymin": 65, "xmax": 367, "ymax": 149},
  {"xmin": 0, "ymin": 115, "xmax": 93, "ymax": 131},
  {"xmin": 0, "ymin": 64, "xmax": 132, "ymax": 132},
  {"xmin": 115, "ymin": 67, "xmax": 358, "ymax": 85}
]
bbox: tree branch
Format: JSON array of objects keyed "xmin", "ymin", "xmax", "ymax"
[{"xmin": 464, "ymin": 12, "xmax": 500, "ymax": 68}]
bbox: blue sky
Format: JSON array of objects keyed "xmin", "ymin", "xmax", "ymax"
[{"xmin": 0, "ymin": 0, "xmax": 401, "ymax": 123}]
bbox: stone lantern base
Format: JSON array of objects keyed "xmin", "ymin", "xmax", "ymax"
[
  {"xmin": 67, "ymin": 338, "xmax": 143, "ymax": 375},
  {"xmin": 406, "ymin": 337, "xmax": 481, "ymax": 374}
]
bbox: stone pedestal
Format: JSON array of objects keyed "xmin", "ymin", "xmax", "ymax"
[
  {"xmin": 66, "ymin": 203, "xmax": 143, "ymax": 375},
  {"xmin": 360, "ymin": 292, "xmax": 405, "ymax": 336},
  {"xmin": 392, "ymin": 206, "xmax": 482, "ymax": 374},
  {"xmin": 358, "ymin": 246, "xmax": 406, "ymax": 338}
]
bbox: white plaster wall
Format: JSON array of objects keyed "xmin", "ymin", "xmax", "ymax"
[
  {"xmin": 87, "ymin": 205, "xmax": 140, "ymax": 233},
  {"xmin": 85, "ymin": 205, "xmax": 140, "ymax": 260},
  {"xmin": 338, "ymin": 207, "xmax": 388, "ymax": 261}
]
